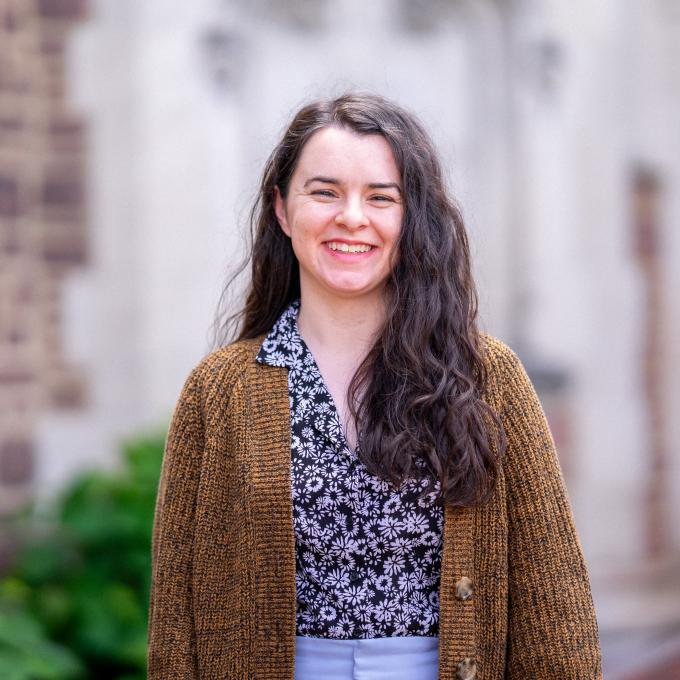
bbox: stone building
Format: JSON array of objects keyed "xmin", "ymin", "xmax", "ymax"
[{"xmin": 1, "ymin": 0, "xmax": 679, "ymax": 676}]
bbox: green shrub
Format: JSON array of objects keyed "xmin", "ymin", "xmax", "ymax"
[{"xmin": 0, "ymin": 433, "xmax": 165, "ymax": 680}]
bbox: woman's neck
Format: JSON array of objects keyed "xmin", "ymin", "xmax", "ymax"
[{"xmin": 296, "ymin": 288, "xmax": 386, "ymax": 363}]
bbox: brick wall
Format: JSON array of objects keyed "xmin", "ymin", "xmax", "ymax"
[
  {"xmin": 0, "ymin": 0, "xmax": 88, "ymax": 515},
  {"xmin": 631, "ymin": 165, "xmax": 670, "ymax": 561}
]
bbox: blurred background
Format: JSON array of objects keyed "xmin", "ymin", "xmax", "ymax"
[{"xmin": 1, "ymin": 0, "xmax": 679, "ymax": 678}]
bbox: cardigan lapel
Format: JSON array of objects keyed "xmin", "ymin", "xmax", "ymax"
[
  {"xmin": 244, "ymin": 339, "xmax": 297, "ymax": 679},
  {"xmin": 438, "ymin": 503, "xmax": 478, "ymax": 678}
]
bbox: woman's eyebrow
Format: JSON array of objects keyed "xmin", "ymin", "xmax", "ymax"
[
  {"xmin": 303, "ymin": 176, "xmax": 339, "ymax": 187},
  {"xmin": 367, "ymin": 182, "xmax": 402, "ymax": 194}
]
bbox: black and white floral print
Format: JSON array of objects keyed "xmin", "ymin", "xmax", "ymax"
[{"xmin": 256, "ymin": 300, "xmax": 444, "ymax": 639}]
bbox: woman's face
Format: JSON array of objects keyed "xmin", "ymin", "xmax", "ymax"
[{"xmin": 274, "ymin": 126, "xmax": 403, "ymax": 302}]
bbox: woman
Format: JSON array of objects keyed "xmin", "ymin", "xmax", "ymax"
[{"xmin": 147, "ymin": 93, "xmax": 602, "ymax": 679}]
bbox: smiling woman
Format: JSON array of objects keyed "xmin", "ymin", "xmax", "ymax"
[{"xmin": 147, "ymin": 93, "xmax": 602, "ymax": 679}]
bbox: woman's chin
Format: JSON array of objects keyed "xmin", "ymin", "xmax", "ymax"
[{"xmin": 323, "ymin": 280, "xmax": 385, "ymax": 298}]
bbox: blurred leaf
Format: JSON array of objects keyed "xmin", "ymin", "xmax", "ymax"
[
  {"xmin": 0, "ymin": 577, "xmax": 31, "ymax": 607},
  {"xmin": 0, "ymin": 606, "xmax": 84, "ymax": 679},
  {"xmin": 0, "ymin": 431, "xmax": 166, "ymax": 679}
]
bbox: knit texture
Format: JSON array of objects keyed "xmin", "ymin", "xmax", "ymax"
[{"xmin": 147, "ymin": 333, "xmax": 602, "ymax": 679}]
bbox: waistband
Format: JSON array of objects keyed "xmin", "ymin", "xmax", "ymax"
[{"xmin": 294, "ymin": 635, "xmax": 439, "ymax": 680}]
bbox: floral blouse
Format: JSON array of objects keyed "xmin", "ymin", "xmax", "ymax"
[{"xmin": 256, "ymin": 299, "xmax": 444, "ymax": 639}]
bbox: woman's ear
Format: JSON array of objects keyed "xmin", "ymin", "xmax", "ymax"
[{"xmin": 274, "ymin": 186, "xmax": 291, "ymax": 237}]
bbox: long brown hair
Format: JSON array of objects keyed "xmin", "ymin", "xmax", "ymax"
[{"xmin": 212, "ymin": 92, "xmax": 506, "ymax": 507}]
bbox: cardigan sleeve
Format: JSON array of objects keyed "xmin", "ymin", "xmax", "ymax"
[
  {"xmin": 498, "ymin": 346, "xmax": 602, "ymax": 679},
  {"xmin": 147, "ymin": 366, "xmax": 204, "ymax": 679}
]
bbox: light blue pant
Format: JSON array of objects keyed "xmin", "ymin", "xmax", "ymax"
[{"xmin": 294, "ymin": 635, "xmax": 439, "ymax": 680}]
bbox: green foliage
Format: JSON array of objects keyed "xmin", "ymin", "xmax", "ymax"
[
  {"xmin": 0, "ymin": 602, "xmax": 84, "ymax": 680},
  {"xmin": 0, "ymin": 433, "xmax": 165, "ymax": 680}
]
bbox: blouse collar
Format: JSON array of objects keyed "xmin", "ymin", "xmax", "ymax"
[{"xmin": 255, "ymin": 299, "xmax": 302, "ymax": 370}]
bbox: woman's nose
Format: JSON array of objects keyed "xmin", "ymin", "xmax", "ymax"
[{"xmin": 335, "ymin": 198, "xmax": 369, "ymax": 230}]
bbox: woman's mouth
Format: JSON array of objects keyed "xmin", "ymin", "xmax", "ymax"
[{"xmin": 324, "ymin": 241, "xmax": 375, "ymax": 253}]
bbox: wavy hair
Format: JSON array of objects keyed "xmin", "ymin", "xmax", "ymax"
[{"xmin": 212, "ymin": 92, "xmax": 506, "ymax": 507}]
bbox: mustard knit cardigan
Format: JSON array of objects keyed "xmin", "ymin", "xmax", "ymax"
[{"xmin": 147, "ymin": 333, "xmax": 602, "ymax": 679}]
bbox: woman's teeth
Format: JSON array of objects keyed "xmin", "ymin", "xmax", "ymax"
[{"xmin": 326, "ymin": 242, "xmax": 373, "ymax": 253}]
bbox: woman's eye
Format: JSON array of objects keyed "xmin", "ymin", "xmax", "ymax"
[
  {"xmin": 371, "ymin": 194, "xmax": 395, "ymax": 202},
  {"xmin": 312, "ymin": 190, "xmax": 336, "ymax": 197}
]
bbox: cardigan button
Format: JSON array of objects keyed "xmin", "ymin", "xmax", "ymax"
[
  {"xmin": 455, "ymin": 576, "xmax": 473, "ymax": 601},
  {"xmin": 456, "ymin": 658, "xmax": 476, "ymax": 680}
]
